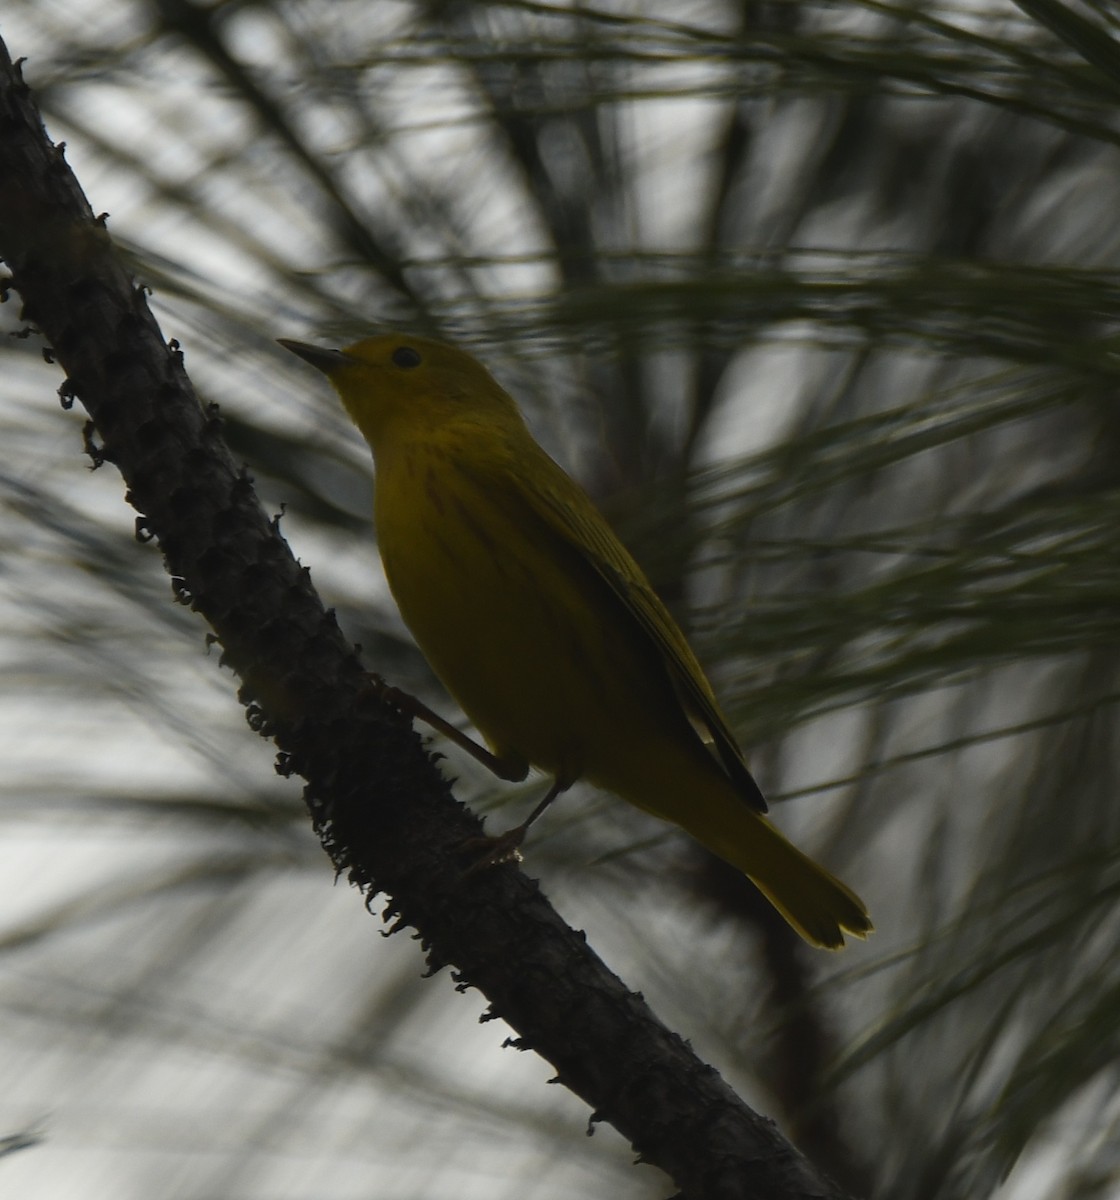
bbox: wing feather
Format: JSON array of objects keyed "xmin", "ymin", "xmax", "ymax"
[{"xmin": 470, "ymin": 437, "xmax": 767, "ymax": 813}]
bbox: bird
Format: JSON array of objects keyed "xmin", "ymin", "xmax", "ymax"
[{"xmin": 280, "ymin": 333, "xmax": 871, "ymax": 948}]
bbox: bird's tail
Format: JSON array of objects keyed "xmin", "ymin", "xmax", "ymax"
[{"xmin": 700, "ymin": 807, "xmax": 872, "ymax": 949}]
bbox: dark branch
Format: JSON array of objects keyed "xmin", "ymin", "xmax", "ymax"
[{"xmin": 0, "ymin": 36, "xmax": 856, "ymax": 1200}]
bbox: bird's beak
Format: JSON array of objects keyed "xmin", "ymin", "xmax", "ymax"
[{"xmin": 277, "ymin": 339, "xmax": 350, "ymax": 375}]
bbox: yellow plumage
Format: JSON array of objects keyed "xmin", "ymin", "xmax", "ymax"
[{"xmin": 281, "ymin": 333, "xmax": 871, "ymax": 948}]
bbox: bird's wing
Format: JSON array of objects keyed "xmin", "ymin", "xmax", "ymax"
[{"xmin": 475, "ymin": 440, "xmax": 767, "ymax": 813}]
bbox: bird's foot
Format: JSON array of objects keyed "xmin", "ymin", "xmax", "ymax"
[{"xmin": 457, "ymin": 826, "xmax": 529, "ymax": 878}]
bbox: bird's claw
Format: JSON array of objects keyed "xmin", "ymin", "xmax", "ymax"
[{"xmin": 457, "ymin": 829, "xmax": 528, "ymax": 879}]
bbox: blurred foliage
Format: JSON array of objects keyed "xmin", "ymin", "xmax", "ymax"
[{"xmin": 2, "ymin": 1, "xmax": 1120, "ymax": 1198}]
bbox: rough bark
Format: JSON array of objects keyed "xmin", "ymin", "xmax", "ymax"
[{"xmin": 0, "ymin": 36, "xmax": 856, "ymax": 1200}]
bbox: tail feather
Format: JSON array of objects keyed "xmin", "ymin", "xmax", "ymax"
[
  {"xmin": 610, "ymin": 754, "xmax": 872, "ymax": 948},
  {"xmin": 706, "ymin": 811, "xmax": 872, "ymax": 949}
]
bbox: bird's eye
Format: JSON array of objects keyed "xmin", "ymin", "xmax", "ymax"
[{"xmin": 391, "ymin": 346, "xmax": 422, "ymax": 369}]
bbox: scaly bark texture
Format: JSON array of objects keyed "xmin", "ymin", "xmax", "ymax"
[{"xmin": 0, "ymin": 36, "xmax": 856, "ymax": 1200}]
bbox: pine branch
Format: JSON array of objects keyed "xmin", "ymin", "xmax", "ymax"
[{"xmin": 0, "ymin": 36, "xmax": 859, "ymax": 1200}]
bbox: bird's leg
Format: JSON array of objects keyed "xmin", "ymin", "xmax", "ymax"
[
  {"xmin": 459, "ymin": 776, "xmax": 573, "ymax": 876},
  {"xmin": 365, "ymin": 673, "xmax": 528, "ymax": 781},
  {"xmin": 365, "ymin": 672, "xmax": 565, "ymax": 875}
]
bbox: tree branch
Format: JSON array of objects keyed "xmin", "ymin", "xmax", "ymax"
[{"xmin": 0, "ymin": 36, "xmax": 856, "ymax": 1200}]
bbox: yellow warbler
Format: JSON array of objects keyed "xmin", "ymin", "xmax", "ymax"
[{"xmin": 280, "ymin": 333, "xmax": 871, "ymax": 948}]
